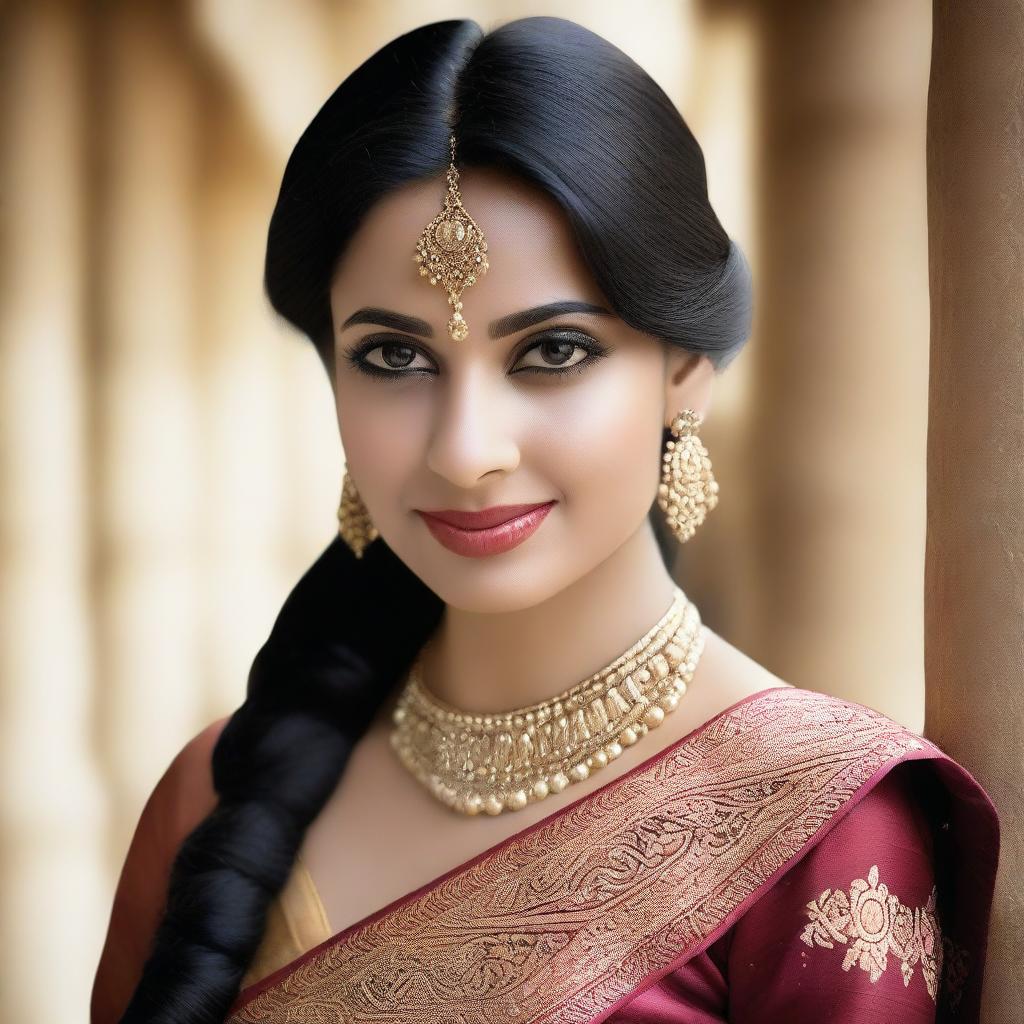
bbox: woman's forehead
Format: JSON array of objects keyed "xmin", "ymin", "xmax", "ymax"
[{"xmin": 329, "ymin": 167, "xmax": 608, "ymax": 334}]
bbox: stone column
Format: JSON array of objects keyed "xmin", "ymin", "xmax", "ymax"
[
  {"xmin": 748, "ymin": 1, "xmax": 933, "ymax": 729},
  {"xmin": 0, "ymin": 3, "xmax": 107, "ymax": 1018},
  {"xmin": 924, "ymin": 2, "xmax": 1023, "ymax": 1017}
]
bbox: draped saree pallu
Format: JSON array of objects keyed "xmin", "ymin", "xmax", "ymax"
[{"xmin": 225, "ymin": 687, "xmax": 999, "ymax": 1024}]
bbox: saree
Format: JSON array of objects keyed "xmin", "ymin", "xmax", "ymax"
[{"xmin": 226, "ymin": 685, "xmax": 999, "ymax": 1023}]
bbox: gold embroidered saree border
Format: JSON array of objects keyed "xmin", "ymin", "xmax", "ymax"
[{"xmin": 228, "ymin": 687, "xmax": 929, "ymax": 1024}]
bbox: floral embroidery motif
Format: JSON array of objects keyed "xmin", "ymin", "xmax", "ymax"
[{"xmin": 801, "ymin": 864, "xmax": 944, "ymax": 1000}]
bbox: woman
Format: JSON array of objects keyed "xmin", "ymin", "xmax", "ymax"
[{"xmin": 91, "ymin": 16, "xmax": 999, "ymax": 1024}]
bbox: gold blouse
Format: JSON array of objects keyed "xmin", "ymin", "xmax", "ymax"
[{"xmin": 240, "ymin": 852, "xmax": 333, "ymax": 989}]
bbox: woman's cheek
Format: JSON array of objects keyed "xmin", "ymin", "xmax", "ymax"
[
  {"xmin": 336, "ymin": 395, "xmax": 412, "ymax": 523},
  {"xmin": 540, "ymin": 390, "xmax": 658, "ymax": 542}
]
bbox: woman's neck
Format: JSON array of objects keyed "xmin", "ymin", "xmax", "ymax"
[{"xmin": 416, "ymin": 522, "xmax": 679, "ymax": 714}]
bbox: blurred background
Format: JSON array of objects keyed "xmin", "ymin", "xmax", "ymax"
[{"xmin": 0, "ymin": 1, "xmax": 1019, "ymax": 1021}]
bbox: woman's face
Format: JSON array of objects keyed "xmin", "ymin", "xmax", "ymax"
[{"xmin": 329, "ymin": 166, "xmax": 710, "ymax": 612}]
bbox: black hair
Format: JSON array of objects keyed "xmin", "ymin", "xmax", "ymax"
[{"xmin": 117, "ymin": 16, "xmax": 751, "ymax": 1022}]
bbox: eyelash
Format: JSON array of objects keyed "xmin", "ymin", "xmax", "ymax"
[{"xmin": 341, "ymin": 329, "xmax": 610, "ymax": 382}]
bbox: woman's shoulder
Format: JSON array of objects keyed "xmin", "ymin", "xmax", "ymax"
[
  {"xmin": 91, "ymin": 714, "xmax": 231, "ymax": 1023},
  {"xmin": 690, "ymin": 637, "xmax": 998, "ymax": 1020},
  {"xmin": 700, "ymin": 633, "xmax": 986, "ymax": 829},
  {"xmin": 173, "ymin": 713, "xmax": 231, "ymax": 790},
  {"xmin": 140, "ymin": 713, "xmax": 232, "ymax": 854},
  {"xmin": 115, "ymin": 710, "xmax": 231, "ymax": 882},
  {"xmin": 721, "ymin": 757, "xmax": 951, "ymax": 1019},
  {"xmin": 702, "ymin": 629, "xmax": 936, "ymax": 741},
  {"xmin": 161, "ymin": 713, "xmax": 230, "ymax": 806}
]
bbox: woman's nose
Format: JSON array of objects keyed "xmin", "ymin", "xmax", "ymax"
[{"xmin": 424, "ymin": 366, "xmax": 520, "ymax": 490}]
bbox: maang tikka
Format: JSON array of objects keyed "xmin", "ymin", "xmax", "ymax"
[
  {"xmin": 337, "ymin": 408, "xmax": 718, "ymax": 557},
  {"xmin": 413, "ymin": 132, "xmax": 490, "ymax": 341}
]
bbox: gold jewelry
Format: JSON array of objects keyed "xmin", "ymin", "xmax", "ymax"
[
  {"xmin": 413, "ymin": 133, "xmax": 489, "ymax": 341},
  {"xmin": 390, "ymin": 586, "xmax": 705, "ymax": 816},
  {"xmin": 657, "ymin": 408, "xmax": 719, "ymax": 544},
  {"xmin": 337, "ymin": 468, "xmax": 378, "ymax": 558}
]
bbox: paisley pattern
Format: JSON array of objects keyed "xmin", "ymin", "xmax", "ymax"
[
  {"xmin": 227, "ymin": 687, "xmax": 932, "ymax": 1024},
  {"xmin": 800, "ymin": 864, "xmax": 944, "ymax": 999}
]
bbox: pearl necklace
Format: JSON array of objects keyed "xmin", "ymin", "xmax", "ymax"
[{"xmin": 389, "ymin": 586, "xmax": 704, "ymax": 816}]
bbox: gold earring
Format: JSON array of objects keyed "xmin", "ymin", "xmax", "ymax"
[
  {"xmin": 657, "ymin": 409, "xmax": 719, "ymax": 544},
  {"xmin": 413, "ymin": 132, "xmax": 489, "ymax": 341},
  {"xmin": 337, "ymin": 469, "xmax": 379, "ymax": 558}
]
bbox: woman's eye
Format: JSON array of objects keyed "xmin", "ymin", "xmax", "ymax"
[
  {"xmin": 343, "ymin": 328, "xmax": 608, "ymax": 381},
  {"xmin": 345, "ymin": 339, "xmax": 435, "ymax": 377},
  {"xmin": 511, "ymin": 334, "xmax": 599, "ymax": 375}
]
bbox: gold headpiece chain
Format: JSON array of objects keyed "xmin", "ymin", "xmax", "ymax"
[{"xmin": 413, "ymin": 133, "xmax": 490, "ymax": 341}]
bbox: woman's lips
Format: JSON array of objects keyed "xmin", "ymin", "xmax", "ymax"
[{"xmin": 416, "ymin": 501, "xmax": 556, "ymax": 557}]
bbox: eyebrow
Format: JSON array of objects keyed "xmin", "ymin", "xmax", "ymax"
[{"xmin": 340, "ymin": 300, "xmax": 613, "ymax": 340}]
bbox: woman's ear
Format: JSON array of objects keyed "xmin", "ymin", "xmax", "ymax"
[{"xmin": 664, "ymin": 349, "xmax": 713, "ymax": 424}]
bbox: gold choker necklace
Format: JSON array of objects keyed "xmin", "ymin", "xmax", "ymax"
[{"xmin": 389, "ymin": 587, "xmax": 705, "ymax": 816}]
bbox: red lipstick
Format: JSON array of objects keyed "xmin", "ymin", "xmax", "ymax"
[{"xmin": 416, "ymin": 501, "xmax": 556, "ymax": 557}]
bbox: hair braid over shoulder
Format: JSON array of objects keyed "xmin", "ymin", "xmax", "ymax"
[{"xmin": 119, "ymin": 538, "xmax": 442, "ymax": 1021}]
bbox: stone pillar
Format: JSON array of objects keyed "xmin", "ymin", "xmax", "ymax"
[
  {"xmin": 88, "ymin": 0, "xmax": 204, "ymax": 924},
  {"xmin": 0, "ymin": 3, "xmax": 107, "ymax": 1018},
  {"xmin": 748, "ymin": 1, "xmax": 933, "ymax": 729},
  {"xmin": 924, "ymin": 2, "xmax": 1023, "ymax": 1017}
]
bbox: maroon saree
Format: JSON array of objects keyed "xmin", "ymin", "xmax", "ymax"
[{"xmin": 226, "ymin": 686, "xmax": 999, "ymax": 1023}]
